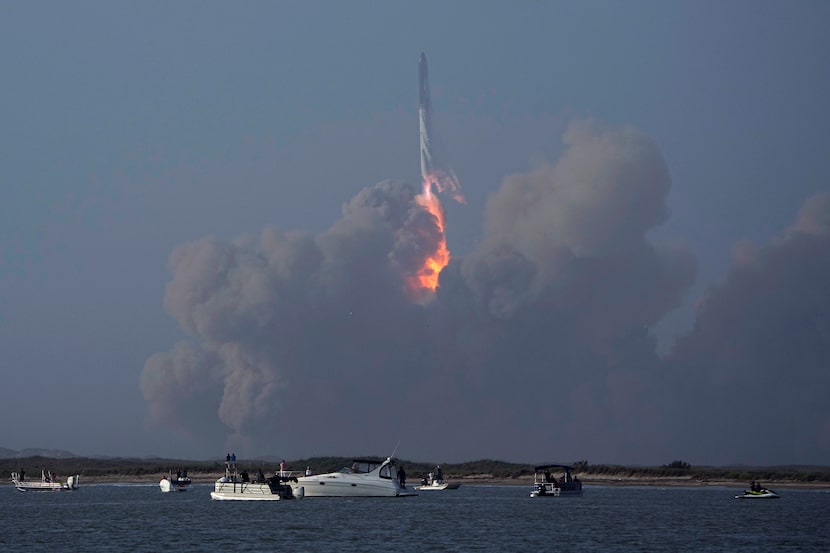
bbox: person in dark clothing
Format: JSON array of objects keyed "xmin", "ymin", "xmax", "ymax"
[{"xmin": 397, "ymin": 466, "xmax": 406, "ymax": 488}]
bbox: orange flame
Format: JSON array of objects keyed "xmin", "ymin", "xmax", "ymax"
[{"xmin": 406, "ymin": 177, "xmax": 450, "ymax": 298}]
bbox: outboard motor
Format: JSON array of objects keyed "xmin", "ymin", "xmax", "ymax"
[{"xmin": 268, "ymin": 475, "xmax": 302, "ymax": 499}]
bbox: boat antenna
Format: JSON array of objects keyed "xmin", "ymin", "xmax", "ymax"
[{"xmin": 390, "ymin": 440, "xmax": 401, "ymax": 459}]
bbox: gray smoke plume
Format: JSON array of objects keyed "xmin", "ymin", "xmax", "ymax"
[
  {"xmin": 142, "ymin": 119, "xmax": 829, "ymax": 464},
  {"xmin": 666, "ymin": 191, "xmax": 830, "ymax": 464}
]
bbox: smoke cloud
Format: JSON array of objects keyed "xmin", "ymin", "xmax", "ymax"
[
  {"xmin": 666, "ymin": 192, "xmax": 830, "ymax": 464},
  {"xmin": 141, "ymin": 119, "xmax": 829, "ymax": 465}
]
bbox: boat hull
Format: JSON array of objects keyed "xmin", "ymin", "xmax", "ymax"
[
  {"xmin": 295, "ymin": 476, "xmax": 412, "ymax": 497},
  {"xmin": 15, "ymin": 482, "xmax": 65, "ymax": 492},
  {"xmin": 530, "ymin": 489, "xmax": 584, "ymax": 498},
  {"xmin": 414, "ymin": 482, "xmax": 461, "ymax": 491},
  {"xmin": 530, "ymin": 483, "xmax": 583, "ymax": 498},
  {"xmin": 210, "ymin": 491, "xmax": 282, "ymax": 501}
]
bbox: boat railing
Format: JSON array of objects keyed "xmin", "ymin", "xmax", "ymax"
[{"xmin": 533, "ymin": 483, "xmax": 561, "ymax": 496}]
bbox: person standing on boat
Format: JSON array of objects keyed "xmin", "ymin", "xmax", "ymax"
[
  {"xmin": 435, "ymin": 465, "xmax": 443, "ymax": 483},
  {"xmin": 280, "ymin": 460, "xmax": 287, "ymax": 477},
  {"xmin": 305, "ymin": 466, "xmax": 312, "ymax": 476},
  {"xmin": 398, "ymin": 465, "xmax": 407, "ymax": 488}
]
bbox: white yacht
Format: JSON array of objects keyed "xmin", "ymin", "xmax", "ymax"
[
  {"xmin": 293, "ymin": 457, "xmax": 415, "ymax": 497},
  {"xmin": 11, "ymin": 470, "xmax": 79, "ymax": 492}
]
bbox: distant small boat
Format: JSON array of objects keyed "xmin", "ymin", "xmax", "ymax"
[
  {"xmin": 11, "ymin": 470, "xmax": 79, "ymax": 492},
  {"xmin": 530, "ymin": 464, "xmax": 583, "ymax": 498},
  {"xmin": 414, "ymin": 479, "xmax": 460, "ymax": 491},
  {"xmin": 414, "ymin": 466, "xmax": 460, "ymax": 491},
  {"xmin": 735, "ymin": 488, "xmax": 779, "ymax": 499},
  {"xmin": 160, "ymin": 470, "xmax": 192, "ymax": 492}
]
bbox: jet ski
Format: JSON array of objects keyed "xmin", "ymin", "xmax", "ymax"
[{"xmin": 735, "ymin": 488, "xmax": 779, "ymax": 499}]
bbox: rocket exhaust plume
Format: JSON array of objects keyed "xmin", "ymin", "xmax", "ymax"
[{"xmin": 409, "ymin": 52, "xmax": 463, "ymax": 299}]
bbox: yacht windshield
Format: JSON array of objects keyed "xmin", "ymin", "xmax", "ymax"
[{"xmin": 379, "ymin": 460, "xmax": 395, "ymax": 480}]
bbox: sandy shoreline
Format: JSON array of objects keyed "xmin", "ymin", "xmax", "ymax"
[{"xmin": 48, "ymin": 472, "xmax": 829, "ymax": 490}]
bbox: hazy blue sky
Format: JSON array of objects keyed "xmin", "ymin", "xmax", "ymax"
[{"xmin": 2, "ymin": 1, "xmax": 829, "ymax": 466}]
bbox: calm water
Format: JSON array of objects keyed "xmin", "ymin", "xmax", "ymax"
[{"xmin": 2, "ymin": 483, "xmax": 829, "ymax": 552}]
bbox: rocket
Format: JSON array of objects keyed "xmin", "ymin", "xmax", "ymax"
[
  {"xmin": 418, "ymin": 52, "xmax": 433, "ymax": 183},
  {"xmin": 418, "ymin": 52, "xmax": 431, "ymax": 112},
  {"xmin": 417, "ymin": 52, "xmax": 463, "ymax": 203}
]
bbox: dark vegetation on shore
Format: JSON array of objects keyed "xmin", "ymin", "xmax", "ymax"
[{"xmin": 2, "ymin": 456, "xmax": 830, "ymax": 484}]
